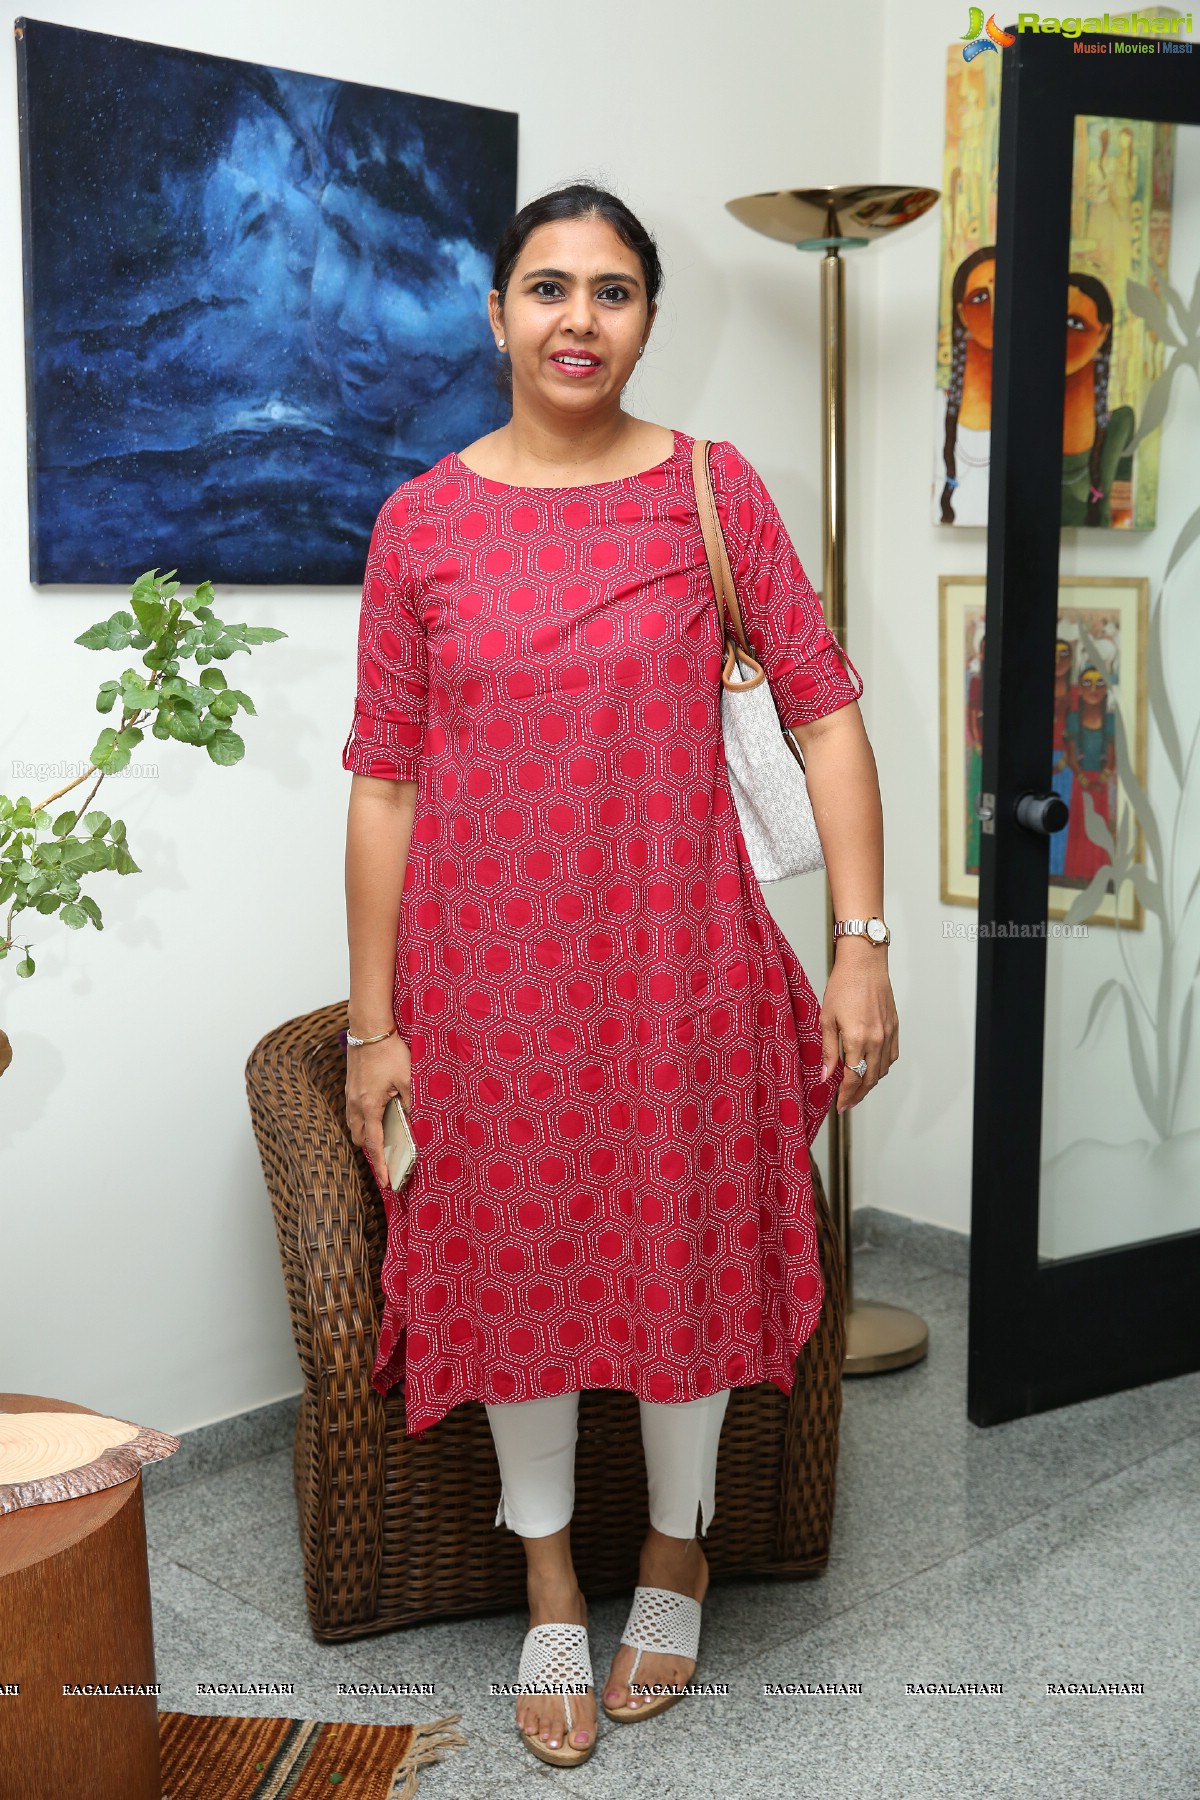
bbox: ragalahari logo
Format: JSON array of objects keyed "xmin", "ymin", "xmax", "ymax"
[{"xmin": 961, "ymin": 8, "xmax": 1018, "ymax": 56}]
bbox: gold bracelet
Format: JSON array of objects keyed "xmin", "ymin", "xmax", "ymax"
[{"xmin": 346, "ymin": 1027, "xmax": 396, "ymax": 1047}]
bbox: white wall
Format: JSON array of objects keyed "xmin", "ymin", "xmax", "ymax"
[
  {"xmin": 1, "ymin": 0, "xmax": 907, "ymax": 1432},
  {"xmin": 857, "ymin": 0, "xmax": 978, "ymax": 1237}
]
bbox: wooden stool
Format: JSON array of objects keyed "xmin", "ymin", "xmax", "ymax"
[{"xmin": 0, "ymin": 1393, "xmax": 161, "ymax": 1798}]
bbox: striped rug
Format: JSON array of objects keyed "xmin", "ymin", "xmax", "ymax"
[{"xmin": 158, "ymin": 1710, "xmax": 466, "ymax": 1799}]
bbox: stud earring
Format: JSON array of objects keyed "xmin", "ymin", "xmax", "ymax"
[
  {"xmin": 497, "ymin": 337, "xmax": 506, "ymax": 350},
  {"xmin": 637, "ymin": 345, "xmax": 645, "ymax": 358}
]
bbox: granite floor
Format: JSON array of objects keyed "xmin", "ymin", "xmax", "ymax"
[{"xmin": 141, "ymin": 1213, "xmax": 1200, "ymax": 1800}]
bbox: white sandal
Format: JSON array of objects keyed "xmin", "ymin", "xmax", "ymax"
[
  {"xmin": 602, "ymin": 1585, "xmax": 702, "ymax": 1723},
  {"xmin": 516, "ymin": 1620, "xmax": 596, "ymax": 1767}
]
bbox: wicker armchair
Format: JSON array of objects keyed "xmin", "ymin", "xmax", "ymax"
[{"xmin": 246, "ymin": 1000, "xmax": 846, "ymax": 1642}]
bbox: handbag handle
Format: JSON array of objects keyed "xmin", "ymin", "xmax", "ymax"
[{"xmin": 690, "ymin": 438, "xmax": 768, "ymax": 692}]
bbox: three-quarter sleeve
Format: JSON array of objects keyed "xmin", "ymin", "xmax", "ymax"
[
  {"xmin": 341, "ymin": 499, "xmax": 428, "ymax": 781},
  {"xmin": 710, "ymin": 441, "xmax": 863, "ymax": 726}
]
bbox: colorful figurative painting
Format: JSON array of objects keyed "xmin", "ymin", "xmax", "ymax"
[
  {"xmin": 932, "ymin": 44, "xmax": 1175, "ymax": 529},
  {"xmin": 15, "ymin": 19, "xmax": 518, "ymax": 584},
  {"xmin": 939, "ymin": 575, "xmax": 1149, "ymax": 927}
]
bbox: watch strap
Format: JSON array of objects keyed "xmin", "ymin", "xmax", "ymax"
[{"xmin": 834, "ymin": 917, "xmax": 890, "ymax": 944}]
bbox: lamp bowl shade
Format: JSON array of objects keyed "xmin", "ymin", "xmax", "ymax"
[{"xmin": 726, "ymin": 185, "xmax": 939, "ymax": 250}]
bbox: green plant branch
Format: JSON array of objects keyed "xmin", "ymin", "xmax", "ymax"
[{"xmin": 0, "ymin": 569, "xmax": 285, "ymax": 996}]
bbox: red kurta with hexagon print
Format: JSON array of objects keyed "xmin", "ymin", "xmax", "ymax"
[{"xmin": 342, "ymin": 430, "xmax": 862, "ymax": 1435}]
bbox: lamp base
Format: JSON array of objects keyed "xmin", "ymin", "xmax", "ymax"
[{"xmin": 843, "ymin": 1300, "xmax": 930, "ymax": 1375}]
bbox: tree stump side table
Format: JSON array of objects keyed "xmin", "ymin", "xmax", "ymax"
[{"xmin": 0, "ymin": 1393, "xmax": 161, "ymax": 1798}]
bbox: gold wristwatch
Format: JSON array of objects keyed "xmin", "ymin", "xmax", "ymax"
[{"xmin": 832, "ymin": 916, "xmax": 891, "ymax": 947}]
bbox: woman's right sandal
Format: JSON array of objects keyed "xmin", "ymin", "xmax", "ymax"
[
  {"xmin": 516, "ymin": 1620, "xmax": 596, "ymax": 1767},
  {"xmin": 602, "ymin": 1585, "xmax": 703, "ymax": 1724}
]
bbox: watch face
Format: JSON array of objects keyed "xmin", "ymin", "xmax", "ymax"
[{"xmin": 867, "ymin": 918, "xmax": 887, "ymax": 944}]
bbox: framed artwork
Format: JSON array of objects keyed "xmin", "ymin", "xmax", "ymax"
[
  {"xmin": 931, "ymin": 41, "xmax": 1175, "ymax": 528},
  {"xmin": 939, "ymin": 574, "xmax": 1149, "ymax": 927},
  {"xmin": 15, "ymin": 19, "xmax": 518, "ymax": 584}
]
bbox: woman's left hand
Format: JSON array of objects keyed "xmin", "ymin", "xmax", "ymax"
[{"xmin": 820, "ymin": 948, "xmax": 899, "ymax": 1114}]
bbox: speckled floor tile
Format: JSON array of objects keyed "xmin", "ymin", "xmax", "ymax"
[
  {"xmin": 136, "ymin": 1220, "xmax": 1200, "ymax": 1800},
  {"xmin": 145, "ymin": 1447, "xmax": 312, "ymax": 1634}
]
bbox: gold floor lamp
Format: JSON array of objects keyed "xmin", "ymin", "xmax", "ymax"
[{"xmin": 726, "ymin": 186, "xmax": 938, "ymax": 1376}]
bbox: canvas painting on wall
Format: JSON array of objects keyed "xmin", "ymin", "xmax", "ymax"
[
  {"xmin": 939, "ymin": 575, "xmax": 1149, "ymax": 928},
  {"xmin": 932, "ymin": 42, "xmax": 1176, "ymax": 529},
  {"xmin": 15, "ymin": 19, "xmax": 518, "ymax": 584}
]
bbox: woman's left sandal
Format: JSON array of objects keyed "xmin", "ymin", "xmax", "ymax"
[
  {"xmin": 602, "ymin": 1585, "xmax": 702, "ymax": 1724},
  {"xmin": 516, "ymin": 1620, "xmax": 597, "ymax": 1767}
]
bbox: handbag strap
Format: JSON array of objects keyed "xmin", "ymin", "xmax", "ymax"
[
  {"xmin": 690, "ymin": 437, "xmax": 753, "ymax": 657},
  {"xmin": 690, "ymin": 435, "xmax": 865, "ymax": 705}
]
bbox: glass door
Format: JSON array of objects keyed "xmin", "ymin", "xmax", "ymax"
[{"xmin": 968, "ymin": 27, "xmax": 1200, "ymax": 1425}]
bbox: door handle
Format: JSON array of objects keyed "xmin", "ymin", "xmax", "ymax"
[{"xmin": 1014, "ymin": 789, "xmax": 1069, "ymax": 835}]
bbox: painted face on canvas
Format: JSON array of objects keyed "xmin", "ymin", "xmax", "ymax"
[
  {"xmin": 957, "ymin": 258, "xmax": 995, "ymax": 350},
  {"xmin": 1065, "ymin": 286, "xmax": 1110, "ymax": 375},
  {"xmin": 309, "ymin": 179, "xmax": 490, "ymax": 425},
  {"xmin": 201, "ymin": 107, "xmax": 319, "ymax": 317}
]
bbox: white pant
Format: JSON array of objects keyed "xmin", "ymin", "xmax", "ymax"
[{"xmin": 485, "ymin": 1389, "xmax": 732, "ymax": 1540}]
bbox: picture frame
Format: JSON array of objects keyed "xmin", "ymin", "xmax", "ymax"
[
  {"xmin": 931, "ymin": 43, "xmax": 1176, "ymax": 530},
  {"xmin": 939, "ymin": 573, "xmax": 1149, "ymax": 927}
]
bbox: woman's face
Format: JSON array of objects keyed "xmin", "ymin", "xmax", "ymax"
[
  {"xmin": 489, "ymin": 215, "xmax": 654, "ymax": 417},
  {"xmin": 957, "ymin": 258, "xmax": 995, "ymax": 349},
  {"xmin": 1066, "ymin": 286, "xmax": 1110, "ymax": 375},
  {"xmin": 308, "ymin": 178, "xmax": 491, "ymax": 425}
]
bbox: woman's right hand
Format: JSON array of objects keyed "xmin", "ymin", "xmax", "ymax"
[{"xmin": 346, "ymin": 1034, "xmax": 413, "ymax": 1189}]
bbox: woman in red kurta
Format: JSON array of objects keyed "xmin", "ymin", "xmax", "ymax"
[
  {"xmin": 345, "ymin": 422, "xmax": 864, "ymax": 1423},
  {"xmin": 343, "ymin": 184, "xmax": 898, "ymax": 1770}
]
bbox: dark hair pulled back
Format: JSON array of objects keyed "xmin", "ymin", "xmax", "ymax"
[
  {"xmin": 1067, "ymin": 271, "xmax": 1114, "ymax": 527},
  {"xmin": 490, "ymin": 182, "xmax": 662, "ymax": 396},
  {"xmin": 939, "ymin": 244, "xmax": 996, "ymax": 524}
]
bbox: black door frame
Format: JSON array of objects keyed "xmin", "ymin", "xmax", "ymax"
[{"xmin": 969, "ymin": 26, "xmax": 1200, "ymax": 1426}]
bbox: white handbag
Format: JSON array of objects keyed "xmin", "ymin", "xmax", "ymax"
[{"xmin": 691, "ymin": 438, "xmax": 859, "ymax": 882}]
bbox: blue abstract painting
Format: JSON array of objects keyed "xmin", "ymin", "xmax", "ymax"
[{"xmin": 15, "ymin": 19, "xmax": 518, "ymax": 584}]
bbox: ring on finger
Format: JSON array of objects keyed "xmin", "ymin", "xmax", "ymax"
[{"xmin": 850, "ymin": 1056, "xmax": 868, "ymax": 1079}]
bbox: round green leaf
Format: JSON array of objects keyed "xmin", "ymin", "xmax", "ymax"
[{"xmin": 206, "ymin": 730, "xmax": 245, "ymax": 766}]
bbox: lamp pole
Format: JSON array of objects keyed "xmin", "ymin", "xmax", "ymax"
[{"xmin": 726, "ymin": 185, "xmax": 938, "ymax": 1374}]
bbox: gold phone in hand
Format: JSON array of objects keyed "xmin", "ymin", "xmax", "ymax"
[{"xmin": 382, "ymin": 1095, "xmax": 418, "ymax": 1190}]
